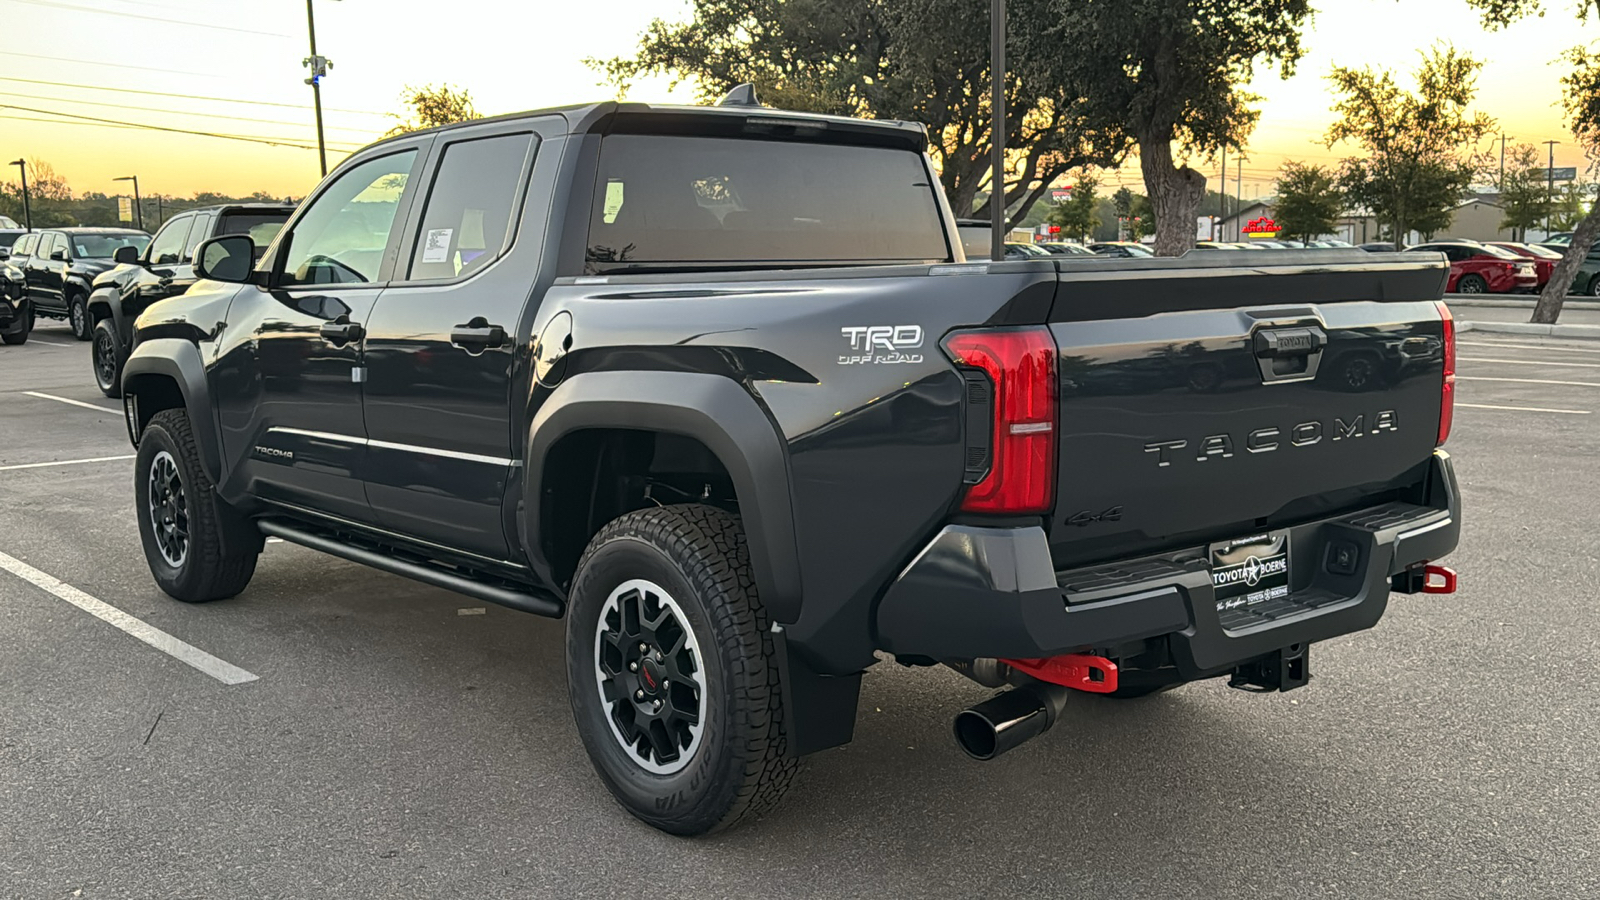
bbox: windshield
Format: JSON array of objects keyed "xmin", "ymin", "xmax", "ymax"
[
  {"xmin": 587, "ymin": 134, "xmax": 949, "ymax": 271},
  {"xmin": 72, "ymin": 233, "xmax": 151, "ymax": 258},
  {"xmin": 217, "ymin": 212, "xmax": 290, "ymax": 248}
]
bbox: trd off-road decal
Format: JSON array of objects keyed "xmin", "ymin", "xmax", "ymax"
[{"xmin": 839, "ymin": 325, "xmax": 924, "ymax": 365}]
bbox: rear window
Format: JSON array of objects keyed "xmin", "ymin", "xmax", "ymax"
[
  {"xmin": 586, "ymin": 135, "xmax": 949, "ymax": 271},
  {"xmin": 1478, "ymin": 243, "xmax": 1524, "ymax": 260},
  {"xmin": 217, "ymin": 212, "xmax": 291, "ymax": 249}
]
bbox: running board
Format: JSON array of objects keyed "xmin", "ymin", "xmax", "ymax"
[{"xmin": 257, "ymin": 520, "xmax": 564, "ymax": 618}]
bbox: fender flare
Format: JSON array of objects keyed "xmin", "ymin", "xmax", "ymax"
[
  {"xmin": 85, "ymin": 286, "xmax": 126, "ymax": 339},
  {"xmin": 524, "ymin": 370, "xmax": 803, "ymax": 624},
  {"xmin": 121, "ymin": 337, "xmax": 223, "ymax": 484},
  {"xmin": 64, "ymin": 274, "xmax": 96, "ymax": 302}
]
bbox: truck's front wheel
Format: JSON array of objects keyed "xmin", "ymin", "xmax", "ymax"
[
  {"xmin": 135, "ymin": 409, "xmax": 260, "ymax": 603},
  {"xmin": 565, "ymin": 504, "xmax": 797, "ymax": 835}
]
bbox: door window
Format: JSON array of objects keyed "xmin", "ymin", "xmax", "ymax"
[
  {"xmin": 12, "ymin": 234, "xmax": 35, "ymax": 258},
  {"xmin": 279, "ymin": 150, "xmax": 418, "ymax": 286},
  {"xmin": 407, "ymin": 133, "xmax": 534, "ymax": 281},
  {"xmin": 183, "ymin": 213, "xmax": 214, "ymax": 260},
  {"xmin": 147, "ymin": 216, "xmax": 192, "ymax": 265}
]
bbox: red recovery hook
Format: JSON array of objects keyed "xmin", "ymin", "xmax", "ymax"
[
  {"xmin": 1000, "ymin": 654, "xmax": 1119, "ymax": 694},
  {"xmin": 1421, "ymin": 565, "xmax": 1457, "ymax": 594}
]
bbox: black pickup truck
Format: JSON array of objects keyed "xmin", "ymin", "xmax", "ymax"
[
  {"xmin": 87, "ymin": 203, "xmax": 294, "ymax": 397},
  {"xmin": 120, "ymin": 91, "xmax": 1461, "ymax": 835}
]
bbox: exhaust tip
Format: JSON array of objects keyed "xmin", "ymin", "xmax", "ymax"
[{"xmin": 953, "ymin": 709, "xmax": 1000, "ymax": 760}]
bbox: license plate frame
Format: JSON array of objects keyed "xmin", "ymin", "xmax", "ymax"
[{"xmin": 1209, "ymin": 531, "xmax": 1291, "ymax": 614}]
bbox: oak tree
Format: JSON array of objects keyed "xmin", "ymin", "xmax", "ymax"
[{"xmin": 1273, "ymin": 161, "xmax": 1344, "ymax": 243}]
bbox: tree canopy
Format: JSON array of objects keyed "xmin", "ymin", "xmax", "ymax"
[
  {"xmin": 1046, "ymin": 174, "xmax": 1100, "ymax": 241},
  {"xmin": 1498, "ymin": 143, "xmax": 1550, "ymax": 240},
  {"xmin": 1273, "ymin": 161, "xmax": 1344, "ymax": 243},
  {"xmin": 1325, "ymin": 45, "xmax": 1493, "ymax": 249},
  {"xmin": 1043, "ymin": 0, "xmax": 1312, "ymax": 255},
  {"xmin": 388, "ymin": 84, "xmax": 480, "ymax": 135}
]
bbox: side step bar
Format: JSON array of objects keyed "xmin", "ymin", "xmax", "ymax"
[{"xmin": 258, "ymin": 520, "xmax": 564, "ymax": 618}]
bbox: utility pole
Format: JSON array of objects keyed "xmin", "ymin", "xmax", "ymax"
[
  {"xmin": 7, "ymin": 159, "xmax": 30, "ymax": 231},
  {"xmin": 1544, "ymin": 139, "xmax": 1561, "ymax": 236},
  {"xmin": 989, "ymin": 0, "xmax": 1005, "ymax": 262},
  {"xmin": 1498, "ymin": 134, "xmax": 1507, "ymax": 192},
  {"xmin": 303, "ymin": 0, "xmax": 337, "ymax": 178},
  {"xmin": 112, "ymin": 176, "xmax": 143, "ymax": 231},
  {"xmin": 1217, "ymin": 144, "xmax": 1227, "ymax": 241},
  {"xmin": 1234, "ymin": 156, "xmax": 1243, "ymax": 242}
]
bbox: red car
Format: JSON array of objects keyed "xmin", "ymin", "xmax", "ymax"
[
  {"xmin": 1405, "ymin": 241, "xmax": 1539, "ymax": 293},
  {"xmin": 1487, "ymin": 241, "xmax": 1563, "ymax": 288}
]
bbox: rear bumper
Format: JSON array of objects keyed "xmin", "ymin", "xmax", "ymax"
[{"xmin": 876, "ymin": 451, "xmax": 1461, "ymax": 678}]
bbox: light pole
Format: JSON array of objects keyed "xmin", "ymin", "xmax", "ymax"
[
  {"xmin": 1544, "ymin": 139, "xmax": 1561, "ymax": 236},
  {"xmin": 8, "ymin": 159, "xmax": 30, "ymax": 232},
  {"xmin": 112, "ymin": 176, "xmax": 143, "ymax": 231},
  {"xmin": 303, "ymin": 0, "xmax": 338, "ymax": 178},
  {"xmin": 989, "ymin": 0, "xmax": 1005, "ymax": 262}
]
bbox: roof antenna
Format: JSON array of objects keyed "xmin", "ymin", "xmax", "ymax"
[{"xmin": 717, "ymin": 83, "xmax": 763, "ymax": 108}]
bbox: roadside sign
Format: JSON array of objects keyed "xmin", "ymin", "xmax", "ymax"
[
  {"xmin": 1051, "ymin": 188, "xmax": 1073, "ymax": 202},
  {"xmin": 1548, "ymin": 167, "xmax": 1578, "ymax": 182},
  {"xmin": 117, "ymin": 196, "xmax": 133, "ymax": 223}
]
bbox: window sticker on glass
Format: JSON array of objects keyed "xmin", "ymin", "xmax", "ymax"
[
  {"xmin": 422, "ymin": 228, "xmax": 453, "ymax": 263},
  {"xmin": 602, "ymin": 181, "xmax": 625, "ymax": 224}
]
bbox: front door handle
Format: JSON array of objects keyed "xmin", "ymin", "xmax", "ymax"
[
  {"xmin": 451, "ymin": 316, "xmax": 507, "ymax": 351},
  {"xmin": 319, "ymin": 315, "xmax": 364, "ymax": 345}
]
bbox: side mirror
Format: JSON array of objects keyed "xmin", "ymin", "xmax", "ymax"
[
  {"xmin": 50, "ymin": 248, "xmax": 68, "ymax": 261},
  {"xmin": 114, "ymin": 245, "xmax": 140, "ymax": 265},
  {"xmin": 194, "ymin": 234, "xmax": 256, "ymax": 284}
]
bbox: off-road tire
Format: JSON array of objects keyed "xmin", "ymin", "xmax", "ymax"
[
  {"xmin": 566, "ymin": 504, "xmax": 797, "ymax": 836},
  {"xmin": 135, "ymin": 409, "xmax": 259, "ymax": 603},
  {"xmin": 0, "ymin": 314, "xmax": 26, "ymax": 345},
  {"xmin": 92, "ymin": 319, "xmax": 124, "ymax": 397},
  {"xmin": 68, "ymin": 293, "xmax": 91, "ymax": 340}
]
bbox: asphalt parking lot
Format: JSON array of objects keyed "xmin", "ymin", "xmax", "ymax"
[{"xmin": 2, "ymin": 318, "xmax": 1597, "ymax": 899}]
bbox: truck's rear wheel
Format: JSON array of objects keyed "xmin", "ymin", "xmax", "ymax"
[
  {"xmin": 565, "ymin": 504, "xmax": 797, "ymax": 835},
  {"xmin": 135, "ymin": 409, "xmax": 260, "ymax": 603}
]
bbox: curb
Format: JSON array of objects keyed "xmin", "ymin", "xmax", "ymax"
[
  {"xmin": 1444, "ymin": 296, "xmax": 1600, "ymax": 310},
  {"xmin": 1457, "ymin": 321, "xmax": 1600, "ymax": 339}
]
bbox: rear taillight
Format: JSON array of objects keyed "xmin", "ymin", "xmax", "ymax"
[
  {"xmin": 942, "ymin": 326, "xmax": 1057, "ymax": 514},
  {"xmin": 1437, "ymin": 301, "xmax": 1455, "ymax": 446}
]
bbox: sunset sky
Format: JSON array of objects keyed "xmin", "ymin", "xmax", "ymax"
[{"xmin": 2, "ymin": 0, "xmax": 1597, "ymax": 203}]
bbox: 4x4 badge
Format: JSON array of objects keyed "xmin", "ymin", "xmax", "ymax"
[{"xmin": 1066, "ymin": 506, "xmax": 1123, "ymax": 527}]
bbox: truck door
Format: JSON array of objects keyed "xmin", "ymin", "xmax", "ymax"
[
  {"xmin": 359, "ymin": 121, "xmax": 549, "ymax": 561},
  {"xmin": 28, "ymin": 233, "xmax": 65, "ymax": 312},
  {"xmin": 211, "ymin": 145, "xmax": 428, "ymax": 525}
]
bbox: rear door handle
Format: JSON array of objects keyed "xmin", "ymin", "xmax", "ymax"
[
  {"xmin": 319, "ymin": 315, "xmax": 364, "ymax": 344},
  {"xmin": 451, "ymin": 317, "xmax": 507, "ymax": 351}
]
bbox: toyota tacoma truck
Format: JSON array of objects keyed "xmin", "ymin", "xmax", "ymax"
[{"xmin": 120, "ymin": 89, "xmax": 1461, "ymax": 836}]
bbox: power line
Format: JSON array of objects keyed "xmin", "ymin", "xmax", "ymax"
[
  {"xmin": 0, "ymin": 104, "xmax": 368, "ymax": 151},
  {"xmin": 0, "ymin": 75, "xmax": 390, "ymax": 118},
  {"xmin": 0, "ymin": 89, "xmax": 381, "ymax": 136},
  {"xmin": 0, "ymin": 50, "xmax": 213, "ymax": 78},
  {"xmin": 11, "ymin": 0, "xmax": 292, "ymax": 37}
]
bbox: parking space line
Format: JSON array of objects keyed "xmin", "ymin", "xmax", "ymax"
[
  {"xmin": 0, "ymin": 455, "xmax": 135, "ymax": 472},
  {"xmin": 21, "ymin": 390, "xmax": 120, "ymax": 413},
  {"xmin": 0, "ymin": 550, "xmax": 259, "ymax": 686},
  {"xmin": 1457, "ymin": 403, "xmax": 1591, "ymax": 415},
  {"xmin": 26, "ymin": 339, "xmax": 73, "ymax": 348},
  {"xmin": 1459, "ymin": 340, "xmax": 1600, "ymax": 355},
  {"xmin": 1460, "ymin": 357, "xmax": 1600, "ymax": 369},
  {"xmin": 1458, "ymin": 375, "xmax": 1600, "ymax": 388}
]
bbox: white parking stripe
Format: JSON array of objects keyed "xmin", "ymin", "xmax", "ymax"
[
  {"xmin": 0, "ymin": 550, "xmax": 258, "ymax": 685},
  {"xmin": 26, "ymin": 339, "xmax": 73, "ymax": 348},
  {"xmin": 1460, "ymin": 357, "xmax": 1600, "ymax": 369},
  {"xmin": 0, "ymin": 455, "xmax": 135, "ymax": 472},
  {"xmin": 1458, "ymin": 375, "xmax": 1600, "ymax": 387},
  {"xmin": 22, "ymin": 390, "xmax": 119, "ymax": 413},
  {"xmin": 1459, "ymin": 340, "xmax": 1600, "ymax": 355},
  {"xmin": 1457, "ymin": 403, "xmax": 1591, "ymax": 415}
]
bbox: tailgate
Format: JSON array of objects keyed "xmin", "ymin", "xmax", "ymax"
[{"xmin": 1044, "ymin": 251, "xmax": 1449, "ymax": 569}]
